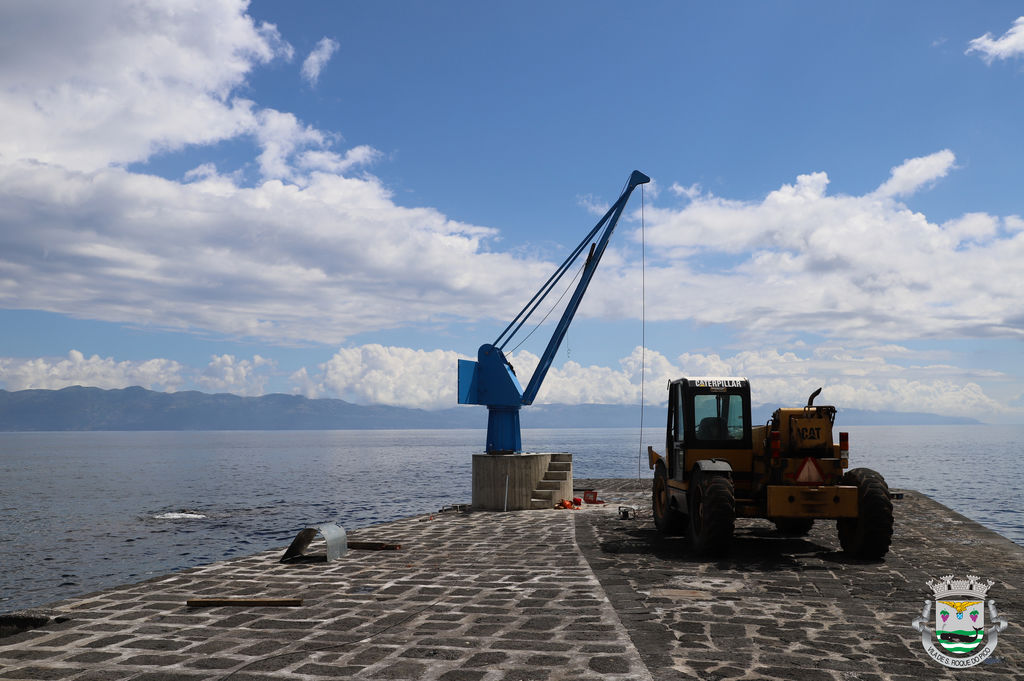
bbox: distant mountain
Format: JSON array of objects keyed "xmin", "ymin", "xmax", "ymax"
[
  {"xmin": 0, "ymin": 386, "xmax": 980, "ymax": 431},
  {"xmin": 0, "ymin": 386, "xmax": 472, "ymax": 431}
]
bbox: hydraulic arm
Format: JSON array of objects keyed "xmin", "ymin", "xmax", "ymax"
[{"xmin": 457, "ymin": 170, "xmax": 650, "ymax": 453}]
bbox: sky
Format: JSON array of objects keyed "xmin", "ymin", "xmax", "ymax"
[{"xmin": 1, "ymin": 1, "xmax": 1024, "ymax": 423}]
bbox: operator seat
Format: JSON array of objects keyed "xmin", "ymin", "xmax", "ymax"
[{"xmin": 696, "ymin": 416, "xmax": 727, "ymax": 440}]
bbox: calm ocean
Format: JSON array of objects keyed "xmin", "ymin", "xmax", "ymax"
[{"xmin": 1, "ymin": 425, "xmax": 1022, "ymax": 614}]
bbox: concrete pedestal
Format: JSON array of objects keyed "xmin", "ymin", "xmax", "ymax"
[{"xmin": 472, "ymin": 452, "xmax": 573, "ymax": 511}]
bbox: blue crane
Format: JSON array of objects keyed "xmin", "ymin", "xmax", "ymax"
[{"xmin": 457, "ymin": 170, "xmax": 650, "ymax": 453}]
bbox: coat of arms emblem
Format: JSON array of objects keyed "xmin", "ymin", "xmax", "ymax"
[{"xmin": 912, "ymin": 574, "xmax": 1008, "ymax": 667}]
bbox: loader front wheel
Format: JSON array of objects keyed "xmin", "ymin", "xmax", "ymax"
[
  {"xmin": 689, "ymin": 473, "xmax": 734, "ymax": 555},
  {"xmin": 653, "ymin": 464, "xmax": 686, "ymax": 535},
  {"xmin": 837, "ymin": 468, "xmax": 894, "ymax": 559}
]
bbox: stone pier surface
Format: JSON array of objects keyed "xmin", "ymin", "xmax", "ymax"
[{"xmin": 1, "ymin": 479, "xmax": 1021, "ymax": 680}]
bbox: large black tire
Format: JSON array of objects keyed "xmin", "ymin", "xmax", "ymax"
[
  {"xmin": 773, "ymin": 518, "xmax": 814, "ymax": 537},
  {"xmin": 846, "ymin": 467, "xmax": 885, "ymax": 484},
  {"xmin": 688, "ymin": 473, "xmax": 735, "ymax": 555},
  {"xmin": 652, "ymin": 464, "xmax": 686, "ymax": 535},
  {"xmin": 837, "ymin": 468, "xmax": 894, "ymax": 559}
]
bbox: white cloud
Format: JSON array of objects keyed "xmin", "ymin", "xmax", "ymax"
[
  {"xmin": 297, "ymin": 145, "xmax": 381, "ymax": 174},
  {"xmin": 0, "ymin": 0, "xmax": 292, "ymax": 171},
  {"xmin": 873, "ymin": 149, "xmax": 955, "ymax": 198},
  {"xmin": 669, "ymin": 182, "xmax": 703, "ymax": 200},
  {"xmin": 317, "ymin": 344, "xmax": 466, "ymax": 409},
  {"xmin": 252, "ymin": 108, "xmax": 331, "ymax": 180},
  {"xmin": 2, "ymin": 148, "xmax": 1020, "ymax": 357},
  {"xmin": 0, "ymin": 350, "xmax": 183, "ymax": 391},
  {"xmin": 1005, "ymin": 215, "xmax": 1024, "ymax": 232},
  {"xmin": 0, "ymin": 349, "xmax": 271, "ymax": 396},
  {"xmin": 0, "ymin": 343, "xmax": 1012, "ymax": 422},
  {"xmin": 595, "ymin": 149, "xmax": 1024, "ymax": 342},
  {"xmin": 967, "ymin": 16, "xmax": 1024, "ymax": 63},
  {"xmin": 197, "ymin": 354, "xmax": 274, "ymax": 396},
  {"xmin": 0, "ymin": 1, "xmax": 355, "ymax": 185},
  {"xmin": 577, "ymin": 194, "xmax": 610, "ymax": 216},
  {"xmin": 0, "ymin": 0, "xmax": 554, "ymax": 344},
  {"xmin": 941, "ymin": 212, "xmax": 998, "ymax": 245},
  {"xmin": 549, "ymin": 346, "xmax": 1008, "ymax": 421},
  {"xmin": 291, "ymin": 343, "xmax": 1012, "ymax": 421},
  {"xmin": 289, "ymin": 366, "xmax": 321, "ymax": 399},
  {"xmin": 0, "ymin": 161, "xmax": 547, "ymax": 344},
  {"xmin": 301, "ymin": 37, "xmax": 339, "ymax": 86},
  {"xmin": 0, "ymin": 0, "xmax": 1020, "ymax": 410},
  {"xmin": 184, "ymin": 163, "xmax": 220, "ymax": 182}
]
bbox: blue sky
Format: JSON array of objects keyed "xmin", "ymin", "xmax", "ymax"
[{"xmin": 1, "ymin": 1, "xmax": 1023, "ymax": 422}]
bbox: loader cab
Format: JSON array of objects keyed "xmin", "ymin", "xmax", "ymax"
[{"xmin": 665, "ymin": 377, "xmax": 752, "ymax": 480}]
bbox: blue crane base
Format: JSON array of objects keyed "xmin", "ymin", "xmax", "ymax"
[{"xmin": 486, "ymin": 406, "xmax": 522, "ymax": 454}]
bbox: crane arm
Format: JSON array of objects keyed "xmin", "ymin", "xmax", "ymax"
[
  {"xmin": 521, "ymin": 170, "xmax": 649, "ymax": 404},
  {"xmin": 458, "ymin": 169, "xmax": 649, "ymax": 453}
]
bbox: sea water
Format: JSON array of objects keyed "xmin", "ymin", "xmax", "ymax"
[{"xmin": 1, "ymin": 425, "xmax": 1021, "ymax": 614}]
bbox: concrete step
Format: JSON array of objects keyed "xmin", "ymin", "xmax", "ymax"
[
  {"xmin": 529, "ymin": 498, "xmax": 552, "ymax": 510},
  {"xmin": 536, "ymin": 480, "xmax": 561, "ymax": 491},
  {"xmin": 531, "ymin": 488, "xmax": 554, "ymax": 500},
  {"xmin": 543, "ymin": 471, "xmax": 569, "ymax": 481},
  {"xmin": 551, "ymin": 453, "xmax": 572, "ymax": 463},
  {"xmin": 548, "ymin": 462, "xmax": 571, "ymax": 472}
]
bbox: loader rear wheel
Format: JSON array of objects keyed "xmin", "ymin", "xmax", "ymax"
[
  {"xmin": 689, "ymin": 473, "xmax": 734, "ymax": 555},
  {"xmin": 837, "ymin": 468, "xmax": 894, "ymax": 559},
  {"xmin": 653, "ymin": 464, "xmax": 686, "ymax": 535},
  {"xmin": 773, "ymin": 518, "xmax": 814, "ymax": 537},
  {"xmin": 846, "ymin": 467, "xmax": 885, "ymax": 484}
]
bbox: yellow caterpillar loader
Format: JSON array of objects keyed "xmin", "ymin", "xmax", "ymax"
[{"xmin": 648, "ymin": 377, "xmax": 894, "ymax": 558}]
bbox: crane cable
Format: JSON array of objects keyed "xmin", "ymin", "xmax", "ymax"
[
  {"xmin": 507, "ymin": 257, "xmax": 587, "ymax": 356},
  {"xmin": 637, "ymin": 185, "xmax": 646, "ymax": 480}
]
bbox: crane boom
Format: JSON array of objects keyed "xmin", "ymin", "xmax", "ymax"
[{"xmin": 458, "ymin": 170, "xmax": 650, "ymax": 453}]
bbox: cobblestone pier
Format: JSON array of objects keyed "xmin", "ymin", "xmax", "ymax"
[{"xmin": 2, "ymin": 479, "xmax": 1021, "ymax": 680}]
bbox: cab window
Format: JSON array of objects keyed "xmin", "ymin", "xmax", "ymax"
[
  {"xmin": 674, "ymin": 384, "xmax": 686, "ymax": 442},
  {"xmin": 693, "ymin": 393, "xmax": 745, "ymax": 442}
]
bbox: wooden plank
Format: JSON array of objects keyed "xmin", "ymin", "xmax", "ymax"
[
  {"xmin": 348, "ymin": 541, "xmax": 402, "ymax": 550},
  {"xmin": 186, "ymin": 598, "xmax": 302, "ymax": 607}
]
